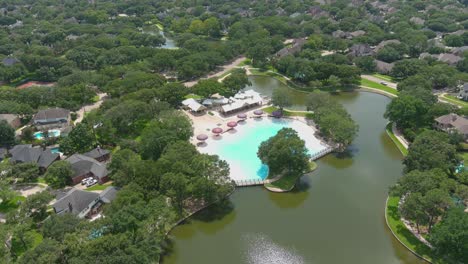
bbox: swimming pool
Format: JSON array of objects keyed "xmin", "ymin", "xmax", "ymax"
[
  {"xmin": 34, "ymin": 129, "xmax": 61, "ymax": 140},
  {"xmin": 198, "ymin": 117, "xmax": 328, "ymax": 181}
]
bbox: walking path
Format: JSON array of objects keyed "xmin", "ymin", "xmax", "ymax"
[
  {"xmin": 74, "ymin": 93, "xmax": 107, "ymax": 124},
  {"xmin": 184, "ymin": 56, "xmax": 246, "ymax": 87},
  {"xmin": 391, "ymin": 123, "xmax": 409, "ymax": 149}
]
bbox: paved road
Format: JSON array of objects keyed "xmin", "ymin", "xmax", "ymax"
[
  {"xmin": 184, "ymin": 56, "xmax": 246, "ymax": 87},
  {"xmin": 361, "ymin": 74, "xmax": 397, "ymax": 89}
]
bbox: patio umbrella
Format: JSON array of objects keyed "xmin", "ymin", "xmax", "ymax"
[
  {"xmin": 254, "ymin": 110, "xmax": 264, "ymax": 116},
  {"xmin": 227, "ymin": 121, "xmax": 238, "ymax": 128},
  {"xmin": 212, "ymin": 127, "xmax": 223, "ymax": 135},
  {"xmin": 196, "ymin": 134, "xmax": 208, "ymax": 141},
  {"xmin": 272, "ymin": 110, "xmax": 283, "ymax": 118},
  {"xmin": 237, "ymin": 113, "xmax": 247, "ymax": 119}
]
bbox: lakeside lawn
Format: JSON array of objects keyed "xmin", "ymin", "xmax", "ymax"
[
  {"xmin": 371, "ymin": 73, "xmax": 394, "ymax": 82},
  {"xmin": 262, "ymin": 106, "xmax": 309, "ymax": 117},
  {"xmin": 440, "ymin": 94, "xmax": 468, "ymax": 108},
  {"xmin": 360, "ymin": 78, "xmax": 399, "ymax": 96},
  {"xmin": 0, "ymin": 195, "xmax": 26, "ymax": 214},
  {"xmin": 386, "ymin": 196, "xmax": 435, "ymax": 263},
  {"xmin": 265, "ymin": 161, "xmax": 317, "ymax": 191},
  {"xmin": 385, "ymin": 123, "xmax": 408, "ymax": 156}
]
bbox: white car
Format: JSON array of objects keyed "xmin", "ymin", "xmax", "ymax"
[
  {"xmin": 380, "ymin": 81, "xmax": 388, "ymax": 86},
  {"xmin": 81, "ymin": 177, "xmax": 93, "ymax": 185},
  {"xmin": 86, "ymin": 178, "xmax": 98, "ymax": 187}
]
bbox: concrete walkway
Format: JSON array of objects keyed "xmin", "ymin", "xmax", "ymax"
[
  {"xmin": 392, "ymin": 123, "xmax": 409, "ymax": 149},
  {"xmin": 75, "ymin": 93, "xmax": 107, "ymax": 124},
  {"xmin": 184, "ymin": 56, "xmax": 246, "ymax": 87}
]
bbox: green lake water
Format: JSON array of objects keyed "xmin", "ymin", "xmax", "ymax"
[{"xmin": 162, "ymin": 76, "xmax": 425, "ymax": 264}]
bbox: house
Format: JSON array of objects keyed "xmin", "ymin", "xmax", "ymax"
[
  {"xmin": 348, "ymin": 44, "xmax": 375, "ymax": 57},
  {"xmin": 458, "ymin": 83, "xmax": 468, "ymax": 101},
  {"xmin": 434, "ymin": 113, "xmax": 468, "ymax": 140},
  {"xmin": 276, "ymin": 38, "xmax": 307, "ymax": 58},
  {"xmin": 33, "ymin": 108, "xmax": 70, "ymax": 130},
  {"xmin": 9, "ymin": 145, "xmax": 60, "ymax": 170},
  {"xmin": 66, "ymin": 154, "xmax": 109, "ymax": 185},
  {"xmin": 52, "ymin": 186, "xmax": 118, "ymax": 219},
  {"xmin": 410, "ymin": 17, "xmax": 425, "ymax": 25},
  {"xmin": 0, "ymin": 114, "xmax": 21, "ymax": 129},
  {"xmin": 0, "ymin": 148, "xmax": 6, "ymax": 161},
  {"xmin": 375, "ymin": 60, "xmax": 395, "ymax": 74},
  {"xmin": 374, "ymin": 39, "xmax": 401, "ymax": 52},
  {"xmin": 181, "ymin": 98, "xmax": 207, "ymax": 113},
  {"xmin": 1, "ymin": 57, "xmax": 19, "ymax": 67},
  {"xmin": 451, "ymin": 46, "xmax": 468, "ymax": 57},
  {"xmin": 349, "ymin": 30, "xmax": 366, "ymax": 38},
  {"xmin": 420, "ymin": 53, "xmax": 463, "ymax": 66},
  {"xmin": 83, "ymin": 147, "xmax": 110, "ymax": 162}
]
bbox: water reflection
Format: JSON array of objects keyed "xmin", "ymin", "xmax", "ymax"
[
  {"xmin": 320, "ymin": 152, "xmax": 355, "ymax": 169},
  {"xmin": 267, "ymin": 176, "xmax": 311, "ymax": 209},
  {"xmin": 242, "ymin": 233, "xmax": 305, "ymax": 264}
]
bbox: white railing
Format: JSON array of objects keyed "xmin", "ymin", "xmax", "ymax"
[{"xmin": 310, "ymin": 147, "xmax": 334, "ymax": 161}]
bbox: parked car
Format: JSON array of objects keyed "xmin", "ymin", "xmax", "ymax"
[
  {"xmin": 81, "ymin": 177, "xmax": 93, "ymax": 185},
  {"xmin": 380, "ymin": 81, "xmax": 388, "ymax": 86},
  {"xmin": 86, "ymin": 178, "xmax": 98, "ymax": 187}
]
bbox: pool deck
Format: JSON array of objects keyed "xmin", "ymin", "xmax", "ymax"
[{"xmin": 183, "ymin": 106, "xmax": 331, "ymax": 186}]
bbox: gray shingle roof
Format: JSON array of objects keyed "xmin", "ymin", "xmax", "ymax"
[
  {"xmin": 53, "ymin": 188, "xmax": 99, "ymax": 215},
  {"xmin": 9, "ymin": 145, "xmax": 59, "ymax": 168},
  {"xmin": 33, "ymin": 108, "xmax": 70, "ymax": 123},
  {"xmin": 99, "ymin": 187, "xmax": 118, "ymax": 203},
  {"xmin": 0, "ymin": 114, "xmax": 18, "ymax": 124},
  {"xmin": 2, "ymin": 57, "xmax": 19, "ymax": 66},
  {"xmin": 67, "ymin": 154, "xmax": 108, "ymax": 179},
  {"xmin": 83, "ymin": 147, "xmax": 110, "ymax": 160}
]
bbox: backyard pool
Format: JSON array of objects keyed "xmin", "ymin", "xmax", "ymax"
[
  {"xmin": 33, "ymin": 129, "xmax": 61, "ymax": 140},
  {"xmin": 198, "ymin": 117, "xmax": 328, "ymax": 182}
]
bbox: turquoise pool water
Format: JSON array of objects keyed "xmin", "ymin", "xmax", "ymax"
[
  {"xmin": 50, "ymin": 147, "xmax": 60, "ymax": 154},
  {"xmin": 34, "ymin": 129, "xmax": 61, "ymax": 140},
  {"xmin": 199, "ymin": 117, "xmax": 328, "ymax": 182}
]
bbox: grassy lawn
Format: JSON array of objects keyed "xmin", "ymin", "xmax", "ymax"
[
  {"xmin": 385, "ymin": 123, "xmax": 408, "ymax": 156},
  {"xmin": 184, "ymin": 93, "xmax": 203, "ymax": 100},
  {"xmin": 262, "ymin": 106, "xmax": 309, "ymax": 117},
  {"xmin": 87, "ymin": 182, "xmax": 113, "ymax": 191},
  {"xmin": 0, "ymin": 195, "xmax": 26, "ymax": 214},
  {"xmin": 386, "ymin": 196, "xmax": 435, "ymax": 262},
  {"xmin": 238, "ymin": 58, "xmax": 251, "ymax": 66},
  {"xmin": 440, "ymin": 94, "xmax": 468, "ymax": 108},
  {"xmin": 265, "ymin": 161, "xmax": 317, "ymax": 191},
  {"xmin": 11, "ymin": 230, "xmax": 43, "ymax": 257},
  {"xmin": 372, "ymin": 73, "xmax": 394, "ymax": 82},
  {"xmin": 459, "ymin": 151, "xmax": 468, "ymax": 167},
  {"xmin": 360, "ymin": 78, "xmax": 399, "ymax": 96}
]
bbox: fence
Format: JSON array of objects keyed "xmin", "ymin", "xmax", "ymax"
[
  {"xmin": 310, "ymin": 147, "xmax": 334, "ymax": 161},
  {"xmin": 234, "ymin": 178, "xmax": 270, "ymax": 187}
]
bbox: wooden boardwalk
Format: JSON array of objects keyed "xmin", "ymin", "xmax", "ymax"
[{"xmin": 234, "ymin": 146, "xmax": 335, "ymax": 187}]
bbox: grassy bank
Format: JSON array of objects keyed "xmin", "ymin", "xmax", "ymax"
[
  {"xmin": 386, "ymin": 196, "xmax": 435, "ymax": 263},
  {"xmin": 385, "ymin": 123, "xmax": 408, "ymax": 156},
  {"xmin": 86, "ymin": 182, "xmax": 113, "ymax": 191},
  {"xmin": 360, "ymin": 78, "xmax": 399, "ymax": 96},
  {"xmin": 372, "ymin": 73, "xmax": 394, "ymax": 82},
  {"xmin": 262, "ymin": 106, "xmax": 310, "ymax": 117},
  {"xmin": 439, "ymin": 94, "xmax": 468, "ymax": 108},
  {"xmin": 265, "ymin": 161, "xmax": 317, "ymax": 191}
]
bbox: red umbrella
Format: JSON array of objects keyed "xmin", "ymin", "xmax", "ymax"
[
  {"xmin": 237, "ymin": 113, "xmax": 247, "ymax": 119},
  {"xmin": 254, "ymin": 110, "xmax": 264, "ymax": 116},
  {"xmin": 212, "ymin": 127, "xmax": 223, "ymax": 135},
  {"xmin": 196, "ymin": 134, "xmax": 208, "ymax": 141},
  {"xmin": 227, "ymin": 121, "xmax": 238, "ymax": 128}
]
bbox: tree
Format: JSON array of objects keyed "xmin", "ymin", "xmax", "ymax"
[
  {"xmin": 11, "ymin": 163, "xmax": 40, "ymax": 182},
  {"xmin": 384, "ymin": 94, "xmax": 430, "ymax": 133},
  {"xmin": 258, "ymin": 128, "xmax": 310, "ymax": 177},
  {"xmin": 19, "ymin": 239, "xmax": 64, "ymax": 264},
  {"xmin": 354, "ymin": 56, "xmax": 376, "ymax": 73},
  {"xmin": 271, "ymin": 87, "xmax": 293, "ymax": 110},
  {"xmin": 59, "ymin": 123, "xmax": 95, "ymax": 155},
  {"xmin": 193, "ymin": 79, "xmax": 226, "ymax": 98},
  {"xmin": 42, "ymin": 214, "xmax": 81, "ymax": 242},
  {"xmin": 44, "ymin": 161, "xmax": 73, "ymax": 189},
  {"xmin": 222, "ymin": 69, "xmax": 251, "ymax": 97},
  {"xmin": 0, "ymin": 120, "xmax": 15, "ymax": 147},
  {"xmin": 155, "ymin": 83, "xmax": 189, "ymax": 107},
  {"xmin": 139, "ymin": 111, "xmax": 193, "ymax": 161},
  {"xmin": 317, "ymin": 112, "xmax": 358, "ymax": 151},
  {"xmin": 403, "ymin": 130, "xmax": 460, "ymax": 173},
  {"xmin": 428, "ymin": 207, "xmax": 468, "ymax": 262}
]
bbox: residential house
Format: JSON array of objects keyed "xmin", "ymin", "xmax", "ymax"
[
  {"xmin": 83, "ymin": 147, "xmax": 110, "ymax": 162},
  {"xmin": 374, "ymin": 39, "xmax": 401, "ymax": 52},
  {"xmin": 434, "ymin": 113, "xmax": 468, "ymax": 140},
  {"xmin": 52, "ymin": 186, "xmax": 118, "ymax": 219},
  {"xmin": 33, "ymin": 108, "xmax": 70, "ymax": 130},
  {"xmin": 409, "ymin": 17, "xmax": 425, "ymax": 26},
  {"xmin": 66, "ymin": 154, "xmax": 109, "ymax": 185},
  {"xmin": 0, "ymin": 114, "xmax": 21, "ymax": 129},
  {"xmin": 276, "ymin": 38, "xmax": 307, "ymax": 58},
  {"xmin": 9, "ymin": 144, "xmax": 60, "ymax": 170},
  {"xmin": 420, "ymin": 53, "xmax": 462, "ymax": 66},
  {"xmin": 458, "ymin": 83, "xmax": 468, "ymax": 101},
  {"xmin": 349, "ymin": 30, "xmax": 366, "ymax": 38},
  {"xmin": 451, "ymin": 46, "xmax": 468, "ymax": 57},
  {"xmin": 2, "ymin": 57, "xmax": 19, "ymax": 67},
  {"xmin": 348, "ymin": 44, "xmax": 375, "ymax": 57},
  {"xmin": 375, "ymin": 60, "xmax": 395, "ymax": 74},
  {"xmin": 181, "ymin": 98, "xmax": 207, "ymax": 113}
]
